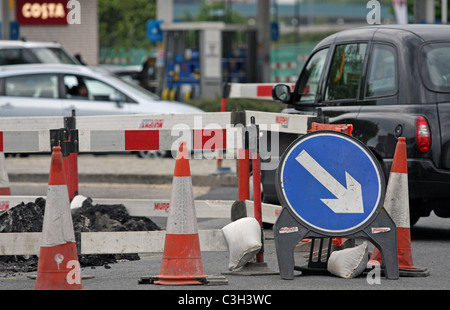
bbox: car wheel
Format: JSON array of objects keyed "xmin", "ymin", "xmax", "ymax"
[
  {"xmin": 409, "ymin": 198, "xmax": 425, "ymax": 227},
  {"xmin": 137, "ymin": 150, "xmax": 167, "ymax": 158},
  {"xmin": 249, "ymin": 171, "xmax": 263, "ymax": 202}
]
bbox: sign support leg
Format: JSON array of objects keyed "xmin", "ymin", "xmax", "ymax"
[
  {"xmin": 274, "ymin": 208, "xmax": 309, "ymax": 279},
  {"xmin": 274, "ymin": 206, "xmax": 399, "ymax": 280},
  {"xmin": 361, "ymin": 208, "xmax": 399, "ymax": 280}
]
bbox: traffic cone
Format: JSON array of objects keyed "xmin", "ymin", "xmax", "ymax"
[
  {"xmin": 34, "ymin": 146, "xmax": 84, "ymax": 290},
  {"xmin": 0, "ymin": 152, "xmax": 11, "ymax": 195},
  {"xmin": 368, "ymin": 137, "xmax": 429, "ymax": 277},
  {"xmin": 153, "ymin": 141, "xmax": 207, "ymax": 285}
]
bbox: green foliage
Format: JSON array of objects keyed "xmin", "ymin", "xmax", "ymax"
[{"xmin": 99, "ymin": 0, "xmax": 156, "ymax": 49}]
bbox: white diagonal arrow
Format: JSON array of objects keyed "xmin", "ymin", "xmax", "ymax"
[{"xmin": 295, "ymin": 150, "xmax": 364, "ymax": 213}]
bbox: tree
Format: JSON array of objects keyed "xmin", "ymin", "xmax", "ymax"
[{"xmin": 99, "ymin": 0, "xmax": 156, "ymax": 49}]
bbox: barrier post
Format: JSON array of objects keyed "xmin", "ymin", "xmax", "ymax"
[
  {"xmin": 50, "ymin": 111, "xmax": 79, "ymax": 201},
  {"xmin": 215, "ymin": 82, "xmax": 232, "ymax": 174},
  {"xmin": 221, "ymin": 82, "xmax": 230, "ymax": 113},
  {"xmin": 225, "ymin": 114, "xmax": 278, "ymax": 276},
  {"xmin": 230, "ymin": 111, "xmax": 250, "ymax": 220},
  {"xmin": 249, "ymin": 116, "xmax": 263, "ymax": 262},
  {"xmin": 64, "ymin": 112, "xmax": 78, "ymax": 201}
]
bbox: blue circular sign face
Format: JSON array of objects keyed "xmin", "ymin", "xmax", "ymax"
[{"xmin": 277, "ymin": 131, "xmax": 384, "ymax": 234}]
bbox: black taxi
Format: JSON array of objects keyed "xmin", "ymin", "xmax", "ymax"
[{"xmin": 267, "ymin": 25, "xmax": 450, "ymax": 225}]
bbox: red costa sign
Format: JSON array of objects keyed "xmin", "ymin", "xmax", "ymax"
[{"xmin": 17, "ymin": 0, "xmax": 69, "ymax": 25}]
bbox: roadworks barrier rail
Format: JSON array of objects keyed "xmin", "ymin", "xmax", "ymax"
[
  {"xmin": 0, "ymin": 196, "xmax": 281, "ymax": 256},
  {"xmin": 0, "ymin": 196, "xmax": 281, "ymax": 227},
  {"xmin": 0, "ymin": 110, "xmax": 309, "ymax": 153},
  {"xmin": 0, "ymin": 103, "xmax": 314, "ymax": 258},
  {"xmin": 0, "ymin": 229, "xmax": 229, "ymax": 256}
]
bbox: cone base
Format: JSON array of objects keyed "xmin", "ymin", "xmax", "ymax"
[
  {"xmin": 368, "ymin": 227, "xmax": 426, "ymax": 273},
  {"xmin": 153, "ymin": 275, "xmax": 207, "ymax": 286},
  {"xmin": 368, "ymin": 254, "xmax": 420, "ymax": 271},
  {"xmin": 156, "ymin": 257, "xmax": 207, "ymax": 286},
  {"xmin": 138, "ymin": 275, "xmax": 231, "ymax": 286},
  {"xmin": 155, "ymin": 234, "xmax": 206, "ymax": 285},
  {"xmin": 399, "ymin": 267, "xmax": 430, "ymax": 277},
  {"xmin": 367, "ymin": 260, "xmax": 430, "ymax": 277},
  {"xmin": 34, "ymin": 243, "xmax": 83, "ymax": 290}
]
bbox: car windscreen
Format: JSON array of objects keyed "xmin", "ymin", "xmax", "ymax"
[
  {"xmin": 47, "ymin": 47, "xmax": 80, "ymax": 65},
  {"xmin": 30, "ymin": 47, "xmax": 79, "ymax": 65},
  {"xmin": 420, "ymin": 42, "xmax": 450, "ymax": 92},
  {"xmin": 0, "ymin": 48, "xmax": 38, "ymax": 65},
  {"xmin": 106, "ymin": 72, "xmax": 160, "ymax": 100}
]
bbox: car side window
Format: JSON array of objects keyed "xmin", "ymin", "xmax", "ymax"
[
  {"xmin": 365, "ymin": 44, "xmax": 397, "ymax": 98},
  {"xmin": 325, "ymin": 43, "xmax": 367, "ymax": 101},
  {"xmin": 420, "ymin": 42, "xmax": 450, "ymax": 92},
  {"xmin": 64, "ymin": 75, "xmax": 91, "ymax": 100},
  {"xmin": 0, "ymin": 49, "xmax": 36, "ymax": 65},
  {"xmin": 5, "ymin": 74, "xmax": 58, "ymax": 98},
  {"xmin": 296, "ymin": 48, "xmax": 329, "ymax": 103},
  {"xmin": 64, "ymin": 75, "xmax": 128, "ymax": 102}
]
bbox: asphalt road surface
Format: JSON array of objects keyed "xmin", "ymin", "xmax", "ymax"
[{"xmin": 2, "ymin": 180, "xmax": 450, "ymax": 296}]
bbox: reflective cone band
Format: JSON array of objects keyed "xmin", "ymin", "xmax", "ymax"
[
  {"xmin": 0, "ymin": 152, "xmax": 11, "ymax": 195},
  {"xmin": 34, "ymin": 146, "xmax": 83, "ymax": 290},
  {"xmin": 154, "ymin": 141, "xmax": 206, "ymax": 285},
  {"xmin": 369, "ymin": 137, "xmax": 427, "ymax": 275}
]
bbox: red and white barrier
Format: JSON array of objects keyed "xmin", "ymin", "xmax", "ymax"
[
  {"xmin": 272, "ymin": 76, "xmax": 298, "ymax": 83},
  {"xmin": 0, "ymin": 84, "xmax": 316, "ymax": 259},
  {"xmin": 78, "ymin": 128, "xmax": 228, "ymax": 153},
  {"xmin": 227, "ymin": 83, "xmax": 295, "ymax": 100},
  {"xmin": 0, "ymin": 111, "xmax": 310, "ymax": 154},
  {"xmin": 0, "ymin": 230, "xmax": 229, "ymax": 256},
  {"xmin": 0, "ymin": 153, "xmax": 11, "ymax": 196}
]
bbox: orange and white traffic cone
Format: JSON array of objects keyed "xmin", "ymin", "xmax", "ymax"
[
  {"xmin": 368, "ymin": 137, "xmax": 429, "ymax": 277},
  {"xmin": 0, "ymin": 152, "xmax": 11, "ymax": 195},
  {"xmin": 34, "ymin": 146, "xmax": 84, "ymax": 290},
  {"xmin": 153, "ymin": 141, "xmax": 207, "ymax": 285}
]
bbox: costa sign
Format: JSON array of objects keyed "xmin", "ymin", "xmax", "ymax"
[{"xmin": 17, "ymin": 0, "xmax": 69, "ymax": 25}]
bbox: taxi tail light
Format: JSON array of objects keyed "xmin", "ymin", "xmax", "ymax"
[{"xmin": 415, "ymin": 116, "xmax": 431, "ymax": 153}]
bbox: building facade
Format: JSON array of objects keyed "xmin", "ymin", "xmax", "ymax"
[{"xmin": 7, "ymin": 0, "xmax": 98, "ymax": 65}]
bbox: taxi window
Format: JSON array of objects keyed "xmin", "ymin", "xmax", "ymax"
[
  {"xmin": 296, "ymin": 48, "xmax": 329, "ymax": 103},
  {"xmin": 365, "ymin": 44, "xmax": 397, "ymax": 98},
  {"xmin": 420, "ymin": 42, "xmax": 450, "ymax": 92},
  {"xmin": 325, "ymin": 43, "xmax": 367, "ymax": 101}
]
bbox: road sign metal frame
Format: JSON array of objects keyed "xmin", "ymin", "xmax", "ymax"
[{"xmin": 273, "ymin": 131, "xmax": 399, "ymax": 279}]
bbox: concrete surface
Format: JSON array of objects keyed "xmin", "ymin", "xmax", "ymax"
[{"xmin": 5, "ymin": 154, "xmax": 238, "ymax": 186}]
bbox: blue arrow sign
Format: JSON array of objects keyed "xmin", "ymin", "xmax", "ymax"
[{"xmin": 277, "ymin": 131, "xmax": 384, "ymax": 233}]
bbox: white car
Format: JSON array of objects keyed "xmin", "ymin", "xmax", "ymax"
[
  {"xmin": 0, "ymin": 63, "xmax": 203, "ymax": 117},
  {"xmin": 0, "ymin": 40, "xmax": 80, "ymax": 65}
]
